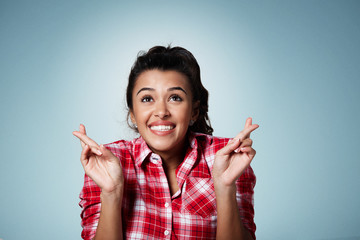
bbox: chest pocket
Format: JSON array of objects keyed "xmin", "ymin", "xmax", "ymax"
[{"xmin": 182, "ymin": 177, "xmax": 217, "ymax": 218}]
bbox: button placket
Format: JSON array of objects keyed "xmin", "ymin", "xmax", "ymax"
[{"xmin": 150, "ymin": 152, "xmax": 173, "ymax": 238}]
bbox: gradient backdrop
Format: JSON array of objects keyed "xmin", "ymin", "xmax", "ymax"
[{"xmin": 1, "ymin": 1, "xmax": 359, "ymax": 239}]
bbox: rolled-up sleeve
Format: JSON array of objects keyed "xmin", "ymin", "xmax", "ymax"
[
  {"xmin": 236, "ymin": 166, "xmax": 256, "ymax": 240},
  {"xmin": 79, "ymin": 174, "xmax": 101, "ymax": 240}
]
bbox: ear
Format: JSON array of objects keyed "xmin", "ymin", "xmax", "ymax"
[
  {"xmin": 191, "ymin": 101, "xmax": 200, "ymax": 121},
  {"xmin": 130, "ymin": 111, "xmax": 136, "ymax": 125}
]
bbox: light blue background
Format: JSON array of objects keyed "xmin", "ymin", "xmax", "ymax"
[{"xmin": 1, "ymin": 1, "xmax": 359, "ymax": 239}]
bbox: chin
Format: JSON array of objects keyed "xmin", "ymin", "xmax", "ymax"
[{"xmin": 149, "ymin": 141, "xmax": 175, "ymax": 153}]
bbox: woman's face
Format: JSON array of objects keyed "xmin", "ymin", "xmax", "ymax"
[{"xmin": 130, "ymin": 69, "xmax": 198, "ymax": 156}]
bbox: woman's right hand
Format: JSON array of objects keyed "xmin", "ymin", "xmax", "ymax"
[{"xmin": 73, "ymin": 124, "xmax": 124, "ymax": 195}]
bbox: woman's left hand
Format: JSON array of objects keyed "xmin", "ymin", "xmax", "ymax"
[{"xmin": 212, "ymin": 117, "xmax": 259, "ymax": 187}]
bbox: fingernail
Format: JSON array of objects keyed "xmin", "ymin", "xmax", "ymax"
[
  {"xmin": 234, "ymin": 147, "xmax": 241, "ymax": 153},
  {"xmin": 96, "ymin": 149, "xmax": 102, "ymax": 155}
]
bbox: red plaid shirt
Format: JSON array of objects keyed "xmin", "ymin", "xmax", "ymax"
[{"xmin": 79, "ymin": 132, "xmax": 256, "ymax": 240}]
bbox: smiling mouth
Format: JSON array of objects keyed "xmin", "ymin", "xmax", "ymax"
[{"xmin": 149, "ymin": 125, "xmax": 175, "ymax": 131}]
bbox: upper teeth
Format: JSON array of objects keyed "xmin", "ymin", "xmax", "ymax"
[{"xmin": 150, "ymin": 125, "xmax": 174, "ymax": 131}]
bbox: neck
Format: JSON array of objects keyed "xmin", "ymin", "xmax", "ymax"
[{"xmin": 153, "ymin": 137, "xmax": 189, "ymax": 170}]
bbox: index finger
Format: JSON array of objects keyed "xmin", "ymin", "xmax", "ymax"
[
  {"xmin": 245, "ymin": 117, "xmax": 252, "ymax": 128},
  {"xmin": 235, "ymin": 121, "xmax": 259, "ymax": 142},
  {"xmin": 79, "ymin": 124, "xmax": 86, "ymax": 148},
  {"xmin": 72, "ymin": 131, "xmax": 100, "ymax": 149},
  {"xmin": 244, "ymin": 117, "xmax": 254, "ymax": 138}
]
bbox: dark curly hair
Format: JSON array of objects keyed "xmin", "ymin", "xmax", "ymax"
[{"xmin": 126, "ymin": 45, "xmax": 213, "ymax": 135}]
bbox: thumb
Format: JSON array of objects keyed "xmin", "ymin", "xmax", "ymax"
[
  {"xmin": 99, "ymin": 145, "xmax": 117, "ymax": 162},
  {"xmin": 216, "ymin": 138, "xmax": 240, "ymax": 156}
]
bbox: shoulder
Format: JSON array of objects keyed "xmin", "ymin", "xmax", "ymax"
[
  {"xmin": 104, "ymin": 139, "xmax": 132, "ymax": 153},
  {"xmin": 191, "ymin": 132, "xmax": 231, "ymax": 171},
  {"xmin": 103, "ymin": 137, "xmax": 144, "ymax": 159},
  {"xmin": 192, "ymin": 132, "xmax": 231, "ymax": 152}
]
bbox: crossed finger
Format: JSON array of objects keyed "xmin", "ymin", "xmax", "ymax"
[
  {"xmin": 79, "ymin": 124, "xmax": 86, "ymax": 148},
  {"xmin": 234, "ymin": 117, "xmax": 259, "ymax": 142},
  {"xmin": 73, "ymin": 126, "xmax": 102, "ymax": 156},
  {"xmin": 234, "ymin": 138, "xmax": 253, "ymax": 153},
  {"xmin": 216, "ymin": 117, "xmax": 259, "ymax": 156}
]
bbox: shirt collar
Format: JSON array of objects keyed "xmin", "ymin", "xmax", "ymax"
[
  {"xmin": 188, "ymin": 131, "xmax": 213, "ymax": 149},
  {"xmin": 133, "ymin": 136, "xmax": 152, "ymax": 167},
  {"xmin": 133, "ymin": 132, "xmax": 212, "ymax": 167}
]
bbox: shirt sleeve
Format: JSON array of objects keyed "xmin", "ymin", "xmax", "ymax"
[
  {"xmin": 236, "ymin": 165, "xmax": 256, "ymax": 240},
  {"xmin": 79, "ymin": 174, "xmax": 102, "ymax": 240}
]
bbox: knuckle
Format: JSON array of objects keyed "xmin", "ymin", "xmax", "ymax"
[{"xmin": 215, "ymin": 149, "xmax": 224, "ymax": 156}]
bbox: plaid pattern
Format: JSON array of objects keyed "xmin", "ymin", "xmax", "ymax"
[{"xmin": 79, "ymin": 132, "xmax": 256, "ymax": 240}]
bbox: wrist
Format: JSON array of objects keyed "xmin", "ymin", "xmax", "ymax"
[
  {"xmin": 101, "ymin": 186, "xmax": 123, "ymax": 203},
  {"xmin": 213, "ymin": 179, "xmax": 237, "ymax": 196}
]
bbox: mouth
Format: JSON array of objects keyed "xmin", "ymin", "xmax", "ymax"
[
  {"xmin": 148, "ymin": 121, "xmax": 176, "ymax": 135},
  {"xmin": 149, "ymin": 125, "xmax": 175, "ymax": 131}
]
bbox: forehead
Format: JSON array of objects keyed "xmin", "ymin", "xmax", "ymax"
[{"xmin": 134, "ymin": 70, "xmax": 191, "ymax": 92}]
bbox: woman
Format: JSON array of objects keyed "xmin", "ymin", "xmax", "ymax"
[{"xmin": 73, "ymin": 46, "xmax": 259, "ymax": 240}]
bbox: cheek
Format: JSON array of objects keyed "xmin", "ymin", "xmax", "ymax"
[
  {"xmin": 173, "ymin": 105, "xmax": 193, "ymax": 123},
  {"xmin": 132, "ymin": 106, "xmax": 150, "ymax": 123}
]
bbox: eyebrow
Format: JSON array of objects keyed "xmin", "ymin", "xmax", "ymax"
[{"xmin": 136, "ymin": 87, "xmax": 187, "ymax": 95}]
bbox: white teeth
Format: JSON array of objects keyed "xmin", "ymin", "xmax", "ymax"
[{"xmin": 150, "ymin": 125, "xmax": 174, "ymax": 131}]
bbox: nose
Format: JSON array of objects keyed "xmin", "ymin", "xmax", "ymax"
[{"xmin": 154, "ymin": 100, "xmax": 170, "ymax": 119}]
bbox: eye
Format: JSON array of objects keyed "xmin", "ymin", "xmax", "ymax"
[
  {"xmin": 169, "ymin": 94, "xmax": 183, "ymax": 102},
  {"xmin": 141, "ymin": 96, "xmax": 153, "ymax": 102}
]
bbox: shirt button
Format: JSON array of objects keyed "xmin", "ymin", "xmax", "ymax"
[
  {"xmin": 164, "ymin": 202, "xmax": 169, "ymax": 208},
  {"xmin": 164, "ymin": 230, "xmax": 170, "ymax": 236}
]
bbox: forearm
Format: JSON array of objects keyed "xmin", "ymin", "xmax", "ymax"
[
  {"xmin": 214, "ymin": 183, "xmax": 253, "ymax": 240},
  {"xmin": 94, "ymin": 190, "xmax": 123, "ymax": 240}
]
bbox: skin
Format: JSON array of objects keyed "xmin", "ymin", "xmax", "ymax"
[
  {"xmin": 129, "ymin": 70, "xmax": 200, "ymax": 195},
  {"xmin": 72, "ymin": 69, "xmax": 259, "ymax": 240},
  {"xmin": 130, "ymin": 70, "xmax": 199, "ymax": 168},
  {"xmin": 213, "ymin": 117, "xmax": 258, "ymax": 240}
]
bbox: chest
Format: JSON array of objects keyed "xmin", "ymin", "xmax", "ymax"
[{"xmin": 121, "ymin": 156, "xmax": 218, "ymax": 239}]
